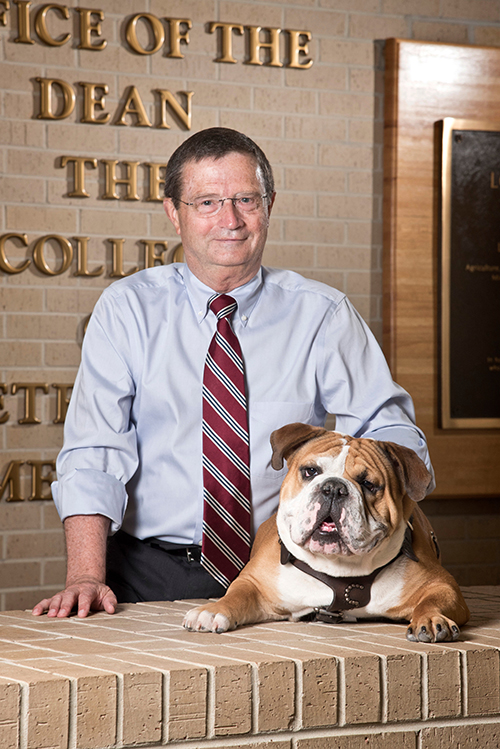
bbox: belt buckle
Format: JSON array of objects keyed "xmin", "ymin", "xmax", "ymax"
[{"xmin": 186, "ymin": 549, "xmax": 195, "ymax": 563}]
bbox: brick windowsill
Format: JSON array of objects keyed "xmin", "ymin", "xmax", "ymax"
[{"xmin": 0, "ymin": 586, "xmax": 499, "ymax": 748}]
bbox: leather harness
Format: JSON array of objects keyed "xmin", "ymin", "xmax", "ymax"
[{"xmin": 279, "ymin": 519, "xmax": 419, "ymax": 623}]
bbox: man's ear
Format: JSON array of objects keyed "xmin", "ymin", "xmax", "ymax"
[
  {"xmin": 163, "ymin": 198, "xmax": 181, "ymax": 236},
  {"xmin": 270, "ymin": 423, "xmax": 328, "ymax": 471},
  {"xmin": 267, "ymin": 191, "xmax": 276, "ymax": 219}
]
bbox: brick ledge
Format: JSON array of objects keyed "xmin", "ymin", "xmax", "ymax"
[{"xmin": 0, "ymin": 586, "xmax": 499, "ymax": 748}]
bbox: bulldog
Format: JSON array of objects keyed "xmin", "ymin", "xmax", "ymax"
[{"xmin": 183, "ymin": 423, "xmax": 470, "ymax": 642}]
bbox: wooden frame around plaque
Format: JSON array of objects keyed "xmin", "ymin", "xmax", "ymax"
[
  {"xmin": 439, "ymin": 118, "xmax": 500, "ymax": 430},
  {"xmin": 383, "ymin": 39, "xmax": 500, "ymax": 497}
]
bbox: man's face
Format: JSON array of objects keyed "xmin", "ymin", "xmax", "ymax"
[{"xmin": 164, "ymin": 152, "xmax": 274, "ymax": 290}]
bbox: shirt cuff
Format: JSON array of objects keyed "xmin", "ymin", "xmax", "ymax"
[{"xmin": 52, "ymin": 469, "xmax": 128, "ymax": 533}]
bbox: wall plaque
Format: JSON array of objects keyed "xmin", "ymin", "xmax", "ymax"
[{"xmin": 440, "ymin": 118, "xmax": 500, "ymax": 429}]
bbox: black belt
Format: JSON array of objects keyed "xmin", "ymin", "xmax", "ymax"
[{"xmin": 143, "ymin": 537, "xmax": 202, "ymax": 562}]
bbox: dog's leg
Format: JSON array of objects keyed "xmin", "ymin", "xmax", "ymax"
[
  {"xmin": 404, "ymin": 577, "xmax": 470, "ymax": 643},
  {"xmin": 183, "ymin": 515, "xmax": 283, "ymax": 633},
  {"xmin": 183, "ymin": 573, "xmax": 283, "ymax": 633}
]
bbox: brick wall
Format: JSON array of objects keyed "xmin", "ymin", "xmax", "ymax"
[
  {"xmin": 1, "ymin": 587, "xmax": 500, "ymax": 749},
  {"xmin": 1, "ymin": 1, "xmax": 500, "ymax": 610}
]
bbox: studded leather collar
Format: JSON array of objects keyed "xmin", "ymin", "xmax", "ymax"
[{"xmin": 279, "ymin": 518, "xmax": 418, "ymax": 622}]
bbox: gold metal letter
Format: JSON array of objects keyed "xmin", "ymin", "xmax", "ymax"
[
  {"xmin": 74, "ymin": 237, "xmax": 104, "ymax": 277},
  {"xmin": 33, "ymin": 235, "xmax": 73, "ymax": 275},
  {"xmin": 102, "ymin": 160, "xmax": 140, "ymax": 200},
  {"xmin": 145, "ymin": 162, "xmax": 167, "ymax": 202},
  {"xmin": 156, "ymin": 89, "xmax": 192, "ymax": 130},
  {"xmin": 0, "ymin": 460, "xmax": 24, "ymax": 501},
  {"xmin": 208, "ymin": 21, "xmax": 243, "ymax": 64},
  {"xmin": 52, "ymin": 383, "xmax": 73, "ymax": 423},
  {"xmin": 143, "ymin": 240, "xmax": 168, "ymax": 268},
  {"xmin": 166, "ymin": 17, "xmax": 191, "ymax": 58},
  {"xmin": 246, "ymin": 26, "xmax": 282, "ymax": 67},
  {"xmin": 0, "ymin": 232, "xmax": 30, "ymax": 274},
  {"xmin": 34, "ymin": 3, "xmax": 70, "ymax": 46},
  {"xmin": 60, "ymin": 155, "xmax": 97, "ymax": 197},
  {"xmin": 76, "ymin": 7, "xmax": 106, "ymax": 50},
  {"xmin": 0, "ymin": 383, "xmax": 9, "ymax": 424},
  {"xmin": 36, "ymin": 77, "xmax": 76, "ymax": 120},
  {"xmin": 14, "ymin": 0, "xmax": 33, "ymax": 44},
  {"xmin": 287, "ymin": 29, "xmax": 313, "ymax": 69},
  {"xmin": 79, "ymin": 82, "xmax": 110, "ymax": 124},
  {"xmin": 11, "ymin": 382, "xmax": 49, "ymax": 424},
  {"xmin": 115, "ymin": 86, "xmax": 152, "ymax": 127},
  {"xmin": 172, "ymin": 243, "xmax": 184, "ymax": 263},
  {"xmin": 491, "ymin": 171, "xmax": 499, "ymax": 189},
  {"xmin": 109, "ymin": 238, "xmax": 139, "ymax": 278},
  {"xmin": 27, "ymin": 460, "xmax": 56, "ymax": 500},
  {"xmin": 125, "ymin": 12, "xmax": 164, "ymax": 55},
  {"xmin": 0, "ymin": 1, "xmax": 10, "ymax": 27}
]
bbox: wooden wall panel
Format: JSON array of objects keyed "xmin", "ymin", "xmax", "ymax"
[{"xmin": 383, "ymin": 39, "xmax": 500, "ymax": 497}]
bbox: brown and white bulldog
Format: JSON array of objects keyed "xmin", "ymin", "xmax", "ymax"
[{"xmin": 183, "ymin": 423, "xmax": 470, "ymax": 642}]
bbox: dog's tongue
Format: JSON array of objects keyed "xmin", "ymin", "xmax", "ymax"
[{"xmin": 320, "ymin": 520, "xmax": 337, "ymax": 533}]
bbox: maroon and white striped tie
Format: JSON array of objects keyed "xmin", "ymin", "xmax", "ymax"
[{"xmin": 201, "ymin": 294, "xmax": 251, "ymax": 588}]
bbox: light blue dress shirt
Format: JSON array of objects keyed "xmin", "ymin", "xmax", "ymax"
[{"xmin": 52, "ymin": 264, "xmax": 434, "ymax": 544}]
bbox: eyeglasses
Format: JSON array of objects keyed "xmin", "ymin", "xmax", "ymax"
[{"xmin": 174, "ymin": 193, "xmax": 268, "ymax": 217}]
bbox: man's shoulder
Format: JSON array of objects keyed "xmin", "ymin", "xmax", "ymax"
[
  {"xmin": 262, "ymin": 267, "xmax": 346, "ymax": 306},
  {"xmin": 101, "ymin": 264, "xmax": 184, "ymax": 302}
]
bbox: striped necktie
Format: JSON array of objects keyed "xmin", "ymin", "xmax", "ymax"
[{"xmin": 201, "ymin": 293, "xmax": 251, "ymax": 588}]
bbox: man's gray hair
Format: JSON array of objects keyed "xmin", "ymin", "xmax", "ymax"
[{"xmin": 164, "ymin": 127, "xmax": 275, "ymax": 207}]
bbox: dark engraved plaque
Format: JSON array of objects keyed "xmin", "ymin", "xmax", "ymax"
[{"xmin": 440, "ymin": 119, "xmax": 500, "ymax": 429}]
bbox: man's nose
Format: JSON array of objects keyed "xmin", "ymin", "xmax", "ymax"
[{"xmin": 217, "ymin": 199, "xmax": 244, "ymax": 228}]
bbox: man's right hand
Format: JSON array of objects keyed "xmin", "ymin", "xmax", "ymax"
[
  {"xmin": 31, "ymin": 513, "xmax": 116, "ymax": 618},
  {"xmin": 32, "ymin": 577, "xmax": 117, "ymax": 618}
]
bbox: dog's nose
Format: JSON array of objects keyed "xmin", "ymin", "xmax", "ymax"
[{"xmin": 320, "ymin": 478, "xmax": 349, "ymax": 501}]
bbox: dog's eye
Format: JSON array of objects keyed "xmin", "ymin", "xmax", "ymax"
[
  {"xmin": 361, "ymin": 479, "xmax": 379, "ymax": 494},
  {"xmin": 300, "ymin": 466, "xmax": 322, "ymax": 480}
]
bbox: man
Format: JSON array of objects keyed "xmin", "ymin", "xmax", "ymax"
[{"xmin": 33, "ymin": 128, "xmax": 434, "ymax": 619}]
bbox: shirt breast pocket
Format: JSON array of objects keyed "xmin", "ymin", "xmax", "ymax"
[{"xmin": 250, "ymin": 401, "xmax": 315, "ymax": 479}]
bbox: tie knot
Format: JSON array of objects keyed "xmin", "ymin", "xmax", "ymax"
[{"xmin": 209, "ymin": 294, "xmax": 237, "ymax": 320}]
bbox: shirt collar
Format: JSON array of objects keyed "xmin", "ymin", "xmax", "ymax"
[{"xmin": 181, "ymin": 264, "xmax": 263, "ymax": 326}]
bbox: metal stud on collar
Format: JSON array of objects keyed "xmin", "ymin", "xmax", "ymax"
[{"xmin": 344, "ymin": 583, "xmax": 364, "ymax": 607}]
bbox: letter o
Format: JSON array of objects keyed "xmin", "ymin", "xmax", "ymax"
[
  {"xmin": 125, "ymin": 13, "xmax": 165, "ymax": 55},
  {"xmin": 33, "ymin": 235, "xmax": 73, "ymax": 275}
]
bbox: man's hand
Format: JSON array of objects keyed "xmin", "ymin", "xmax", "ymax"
[
  {"xmin": 31, "ymin": 513, "xmax": 115, "ymax": 618},
  {"xmin": 32, "ymin": 577, "xmax": 117, "ymax": 618}
]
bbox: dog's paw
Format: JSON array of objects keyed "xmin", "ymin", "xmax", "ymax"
[
  {"xmin": 183, "ymin": 606, "xmax": 231, "ymax": 633},
  {"xmin": 406, "ymin": 614, "xmax": 460, "ymax": 643}
]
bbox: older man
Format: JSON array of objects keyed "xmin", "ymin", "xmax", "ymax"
[{"xmin": 33, "ymin": 128, "xmax": 433, "ymax": 618}]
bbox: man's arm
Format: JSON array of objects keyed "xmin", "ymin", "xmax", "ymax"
[
  {"xmin": 321, "ymin": 297, "xmax": 435, "ymax": 488},
  {"xmin": 32, "ymin": 514, "xmax": 117, "ymax": 618}
]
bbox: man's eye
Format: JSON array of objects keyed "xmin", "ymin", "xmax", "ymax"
[
  {"xmin": 301, "ymin": 466, "xmax": 321, "ymax": 480},
  {"xmin": 201, "ymin": 199, "xmax": 215, "ymax": 206},
  {"xmin": 239, "ymin": 196, "xmax": 253, "ymax": 204}
]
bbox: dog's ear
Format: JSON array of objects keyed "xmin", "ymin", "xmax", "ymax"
[
  {"xmin": 270, "ymin": 423, "xmax": 328, "ymax": 470},
  {"xmin": 381, "ymin": 442, "xmax": 432, "ymax": 502}
]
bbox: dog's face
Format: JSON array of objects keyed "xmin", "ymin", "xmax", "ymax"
[{"xmin": 271, "ymin": 424, "xmax": 431, "ymax": 560}]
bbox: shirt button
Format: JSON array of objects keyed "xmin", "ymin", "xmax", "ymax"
[{"xmin": 241, "ymin": 314, "xmax": 248, "ymax": 322}]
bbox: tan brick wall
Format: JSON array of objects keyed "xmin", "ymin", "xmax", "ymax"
[
  {"xmin": 1, "ymin": 1, "xmax": 500, "ymax": 610},
  {"xmin": 0, "ymin": 588, "xmax": 499, "ymax": 748}
]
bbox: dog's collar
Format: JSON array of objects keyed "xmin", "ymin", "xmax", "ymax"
[{"xmin": 279, "ymin": 518, "xmax": 418, "ymax": 622}]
